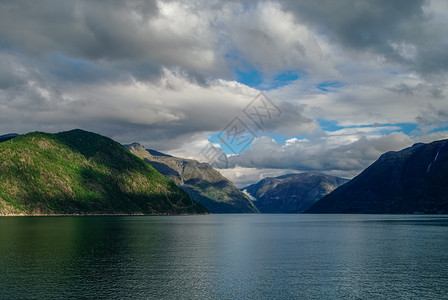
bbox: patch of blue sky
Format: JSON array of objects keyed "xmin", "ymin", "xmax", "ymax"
[
  {"xmin": 428, "ymin": 125, "xmax": 448, "ymax": 134},
  {"xmin": 398, "ymin": 123, "xmax": 419, "ymax": 135},
  {"xmin": 318, "ymin": 119, "xmax": 419, "ymax": 135},
  {"xmin": 226, "ymin": 50, "xmax": 303, "ymax": 90},
  {"xmin": 236, "ymin": 67, "xmax": 302, "ymax": 90},
  {"xmin": 235, "ymin": 68, "xmax": 264, "ymax": 88},
  {"xmin": 208, "ymin": 132, "xmax": 223, "ymax": 144},
  {"xmin": 316, "ymin": 81, "xmax": 345, "ymax": 92},
  {"xmin": 317, "ymin": 119, "xmax": 342, "ymax": 132},
  {"xmin": 268, "ymin": 71, "xmax": 302, "ymax": 89},
  {"xmin": 208, "ymin": 132, "xmax": 254, "ymax": 154}
]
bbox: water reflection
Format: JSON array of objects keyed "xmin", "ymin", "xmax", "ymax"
[{"xmin": 1, "ymin": 215, "xmax": 448, "ymax": 299}]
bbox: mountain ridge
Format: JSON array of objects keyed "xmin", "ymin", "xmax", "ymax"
[
  {"xmin": 243, "ymin": 172, "xmax": 348, "ymax": 213},
  {"xmin": 125, "ymin": 143, "xmax": 259, "ymax": 213},
  {"xmin": 307, "ymin": 139, "xmax": 448, "ymax": 214}
]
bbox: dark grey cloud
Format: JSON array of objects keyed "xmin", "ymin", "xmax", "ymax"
[
  {"xmin": 280, "ymin": 0, "xmax": 448, "ymax": 75},
  {"xmin": 246, "ymin": 101, "xmax": 317, "ymax": 136},
  {"xmin": 281, "ymin": 0, "xmax": 425, "ymax": 48},
  {"xmin": 0, "ymin": 0, "xmax": 222, "ymax": 83},
  {"xmin": 2, "ymin": 0, "xmax": 446, "ymax": 85},
  {"xmin": 0, "ymin": 0, "xmax": 158, "ymax": 59}
]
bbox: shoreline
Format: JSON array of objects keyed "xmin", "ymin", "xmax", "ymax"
[{"xmin": 0, "ymin": 212, "xmax": 212, "ymax": 217}]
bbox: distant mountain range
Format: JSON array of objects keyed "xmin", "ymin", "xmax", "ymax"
[
  {"xmin": 0, "ymin": 130, "xmax": 206, "ymax": 215},
  {"xmin": 243, "ymin": 173, "xmax": 348, "ymax": 213},
  {"xmin": 125, "ymin": 143, "xmax": 258, "ymax": 213},
  {"xmin": 307, "ymin": 139, "xmax": 448, "ymax": 214},
  {"xmin": 2, "ymin": 129, "xmax": 447, "ymax": 215}
]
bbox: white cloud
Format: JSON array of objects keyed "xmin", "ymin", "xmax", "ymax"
[
  {"xmin": 273, "ymin": 69, "xmax": 448, "ymax": 128},
  {"xmin": 217, "ymin": 1, "xmax": 337, "ymax": 77},
  {"xmin": 230, "ymin": 131, "xmax": 414, "ymax": 179},
  {"xmin": 218, "ymin": 166, "xmax": 301, "ymax": 188},
  {"xmin": 1, "ymin": 0, "xmax": 448, "ymax": 188}
]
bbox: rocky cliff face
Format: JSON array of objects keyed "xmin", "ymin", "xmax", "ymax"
[
  {"xmin": 243, "ymin": 173, "xmax": 348, "ymax": 213},
  {"xmin": 125, "ymin": 143, "xmax": 258, "ymax": 213},
  {"xmin": 307, "ymin": 139, "xmax": 448, "ymax": 214}
]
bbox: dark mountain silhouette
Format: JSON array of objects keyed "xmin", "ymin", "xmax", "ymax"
[{"xmin": 307, "ymin": 139, "xmax": 448, "ymax": 214}]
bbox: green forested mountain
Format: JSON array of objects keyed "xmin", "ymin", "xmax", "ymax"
[{"xmin": 0, "ymin": 129, "xmax": 207, "ymax": 215}]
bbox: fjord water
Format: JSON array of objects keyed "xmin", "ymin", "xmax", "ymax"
[{"xmin": 1, "ymin": 215, "xmax": 448, "ymax": 299}]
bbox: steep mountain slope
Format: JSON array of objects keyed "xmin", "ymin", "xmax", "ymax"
[
  {"xmin": 0, "ymin": 129, "xmax": 206, "ymax": 215},
  {"xmin": 243, "ymin": 173, "xmax": 348, "ymax": 213},
  {"xmin": 125, "ymin": 143, "xmax": 259, "ymax": 213},
  {"xmin": 0, "ymin": 133, "xmax": 19, "ymax": 143},
  {"xmin": 307, "ymin": 139, "xmax": 448, "ymax": 214}
]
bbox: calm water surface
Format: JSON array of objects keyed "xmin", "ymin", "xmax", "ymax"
[{"xmin": 1, "ymin": 214, "xmax": 448, "ymax": 299}]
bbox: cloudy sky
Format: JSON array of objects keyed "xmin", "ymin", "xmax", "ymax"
[{"xmin": 1, "ymin": 0, "xmax": 448, "ymax": 187}]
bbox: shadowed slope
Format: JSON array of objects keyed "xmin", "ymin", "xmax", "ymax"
[
  {"xmin": 307, "ymin": 139, "xmax": 448, "ymax": 214},
  {"xmin": 125, "ymin": 143, "xmax": 258, "ymax": 213}
]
